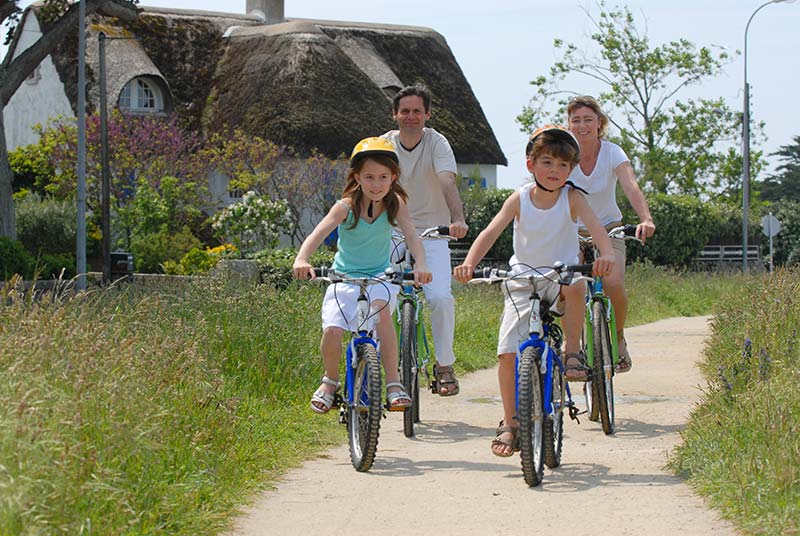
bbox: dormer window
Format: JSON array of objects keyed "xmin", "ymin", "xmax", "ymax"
[{"xmin": 118, "ymin": 77, "xmax": 164, "ymax": 113}]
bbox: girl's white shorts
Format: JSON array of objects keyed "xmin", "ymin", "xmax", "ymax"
[{"xmin": 321, "ymin": 281, "xmax": 399, "ymax": 332}]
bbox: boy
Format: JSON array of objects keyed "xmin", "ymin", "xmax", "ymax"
[{"xmin": 453, "ymin": 125, "xmax": 615, "ymax": 457}]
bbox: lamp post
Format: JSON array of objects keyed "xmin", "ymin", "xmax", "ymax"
[{"xmin": 742, "ymin": 0, "xmax": 795, "ymax": 271}]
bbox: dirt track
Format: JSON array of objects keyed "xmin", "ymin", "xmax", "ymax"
[{"xmin": 228, "ymin": 316, "xmax": 739, "ymax": 536}]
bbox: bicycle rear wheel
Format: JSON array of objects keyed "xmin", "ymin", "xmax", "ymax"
[
  {"xmin": 591, "ymin": 300, "xmax": 615, "ymax": 435},
  {"xmin": 399, "ymin": 300, "xmax": 418, "ymax": 437},
  {"xmin": 518, "ymin": 346, "xmax": 545, "ymax": 486},
  {"xmin": 583, "ymin": 300, "xmax": 600, "ymax": 422},
  {"xmin": 348, "ymin": 343, "xmax": 382, "ymax": 471},
  {"xmin": 544, "ymin": 351, "xmax": 564, "ymax": 468}
]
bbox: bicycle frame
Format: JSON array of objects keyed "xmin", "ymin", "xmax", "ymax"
[{"xmin": 584, "ymin": 276, "xmax": 620, "ymax": 369}]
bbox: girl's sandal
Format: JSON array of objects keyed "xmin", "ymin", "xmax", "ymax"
[
  {"xmin": 564, "ymin": 351, "xmax": 589, "ymax": 382},
  {"xmin": 385, "ymin": 382, "xmax": 412, "ymax": 411},
  {"xmin": 310, "ymin": 376, "xmax": 340, "ymax": 414},
  {"xmin": 491, "ymin": 420, "xmax": 519, "ymax": 457}
]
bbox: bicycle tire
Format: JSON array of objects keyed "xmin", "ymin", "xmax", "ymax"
[
  {"xmin": 348, "ymin": 343, "xmax": 382, "ymax": 471},
  {"xmin": 582, "ymin": 298, "xmax": 600, "ymax": 422},
  {"xmin": 544, "ymin": 352, "xmax": 564, "ymax": 468},
  {"xmin": 518, "ymin": 346, "xmax": 545, "ymax": 486},
  {"xmin": 592, "ymin": 300, "xmax": 615, "ymax": 435},
  {"xmin": 399, "ymin": 300, "xmax": 417, "ymax": 437}
]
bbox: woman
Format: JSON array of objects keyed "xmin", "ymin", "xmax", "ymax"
[{"xmin": 567, "ymin": 95, "xmax": 655, "ymax": 373}]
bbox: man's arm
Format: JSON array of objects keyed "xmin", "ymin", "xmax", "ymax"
[{"xmin": 437, "ymin": 171, "xmax": 468, "ymax": 239}]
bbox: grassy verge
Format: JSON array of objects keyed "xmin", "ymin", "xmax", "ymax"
[
  {"xmin": 0, "ymin": 264, "xmax": 749, "ymax": 534},
  {"xmin": 668, "ymin": 268, "xmax": 800, "ymax": 535}
]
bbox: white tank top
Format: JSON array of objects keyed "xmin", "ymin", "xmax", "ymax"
[{"xmin": 509, "ymin": 183, "xmax": 579, "ymax": 273}]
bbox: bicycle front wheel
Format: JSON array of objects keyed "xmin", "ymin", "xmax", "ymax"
[
  {"xmin": 399, "ymin": 300, "xmax": 418, "ymax": 437},
  {"xmin": 592, "ymin": 300, "xmax": 615, "ymax": 435},
  {"xmin": 544, "ymin": 352, "xmax": 564, "ymax": 468},
  {"xmin": 348, "ymin": 343, "xmax": 382, "ymax": 471},
  {"xmin": 518, "ymin": 346, "xmax": 545, "ymax": 487}
]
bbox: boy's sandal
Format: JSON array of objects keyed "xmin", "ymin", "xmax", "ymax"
[
  {"xmin": 491, "ymin": 420, "xmax": 519, "ymax": 458},
  {"xmin": 433, "ymin": 364, "xmax": 460, "ymax": 396},
  {"xmin": 564, "ymin": 351, "xmax": 589, "ymax": 382},
  {"xmin": 616, "ymin": 338, "xmax": 633, "ymax": 373},
  {"xmin": 385, "ymin": 382, "xmax": 412, "ymax": 411},
  {"xmin": 310, "ymin": 376, "xmax": 340, "ymax": 414}
]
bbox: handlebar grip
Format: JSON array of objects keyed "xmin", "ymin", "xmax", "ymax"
[
  {"xmin": 436, "ymin": 225, "xmax": 451, "ymax": 236},
  {"xmin": 565, "ymin": 263, "xmax": 594, "ymax": 275},
  {"xmin": 623, "ymin": 224, "xmax": 638, "ymax": 237},
  {"xmin": 313, "ymin": 267, "xmax": 331, "ymax": 278},
  {"xmin": 402, "ymin": 272, "xmax": 416, "ymax": 281}
]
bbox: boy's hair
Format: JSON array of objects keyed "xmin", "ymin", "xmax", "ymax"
[
  {"xmin": 566, "ymin": 95, "xmax": 609, "ymax": 139},
  {"xmin": 341, "ymin": 154, "xmax": 408, "ymax": 229},
  {"xmin": 392, "ymin": 84, "xmax": 432, "ymax": 113},
  {"xmin": 526, "ymin": 126, "xmax": 580, "ymax": 166}
]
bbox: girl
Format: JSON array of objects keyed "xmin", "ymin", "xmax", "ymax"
[{"xmin": 293, "ymin": 137, "xmax": 432, "ymax": 414}]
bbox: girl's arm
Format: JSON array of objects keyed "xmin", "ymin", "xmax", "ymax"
[
  {"xmin": 395, "ymin": 200, "xmax": 432, "ymax": 285},
  {"xmin": 570, "ymin": 190, "xmax": 614, "ymax": 277},
  {"xmin": 615, "ymin": 161, "xmax": 655, "ymax": 243},
  {"xmin": 292, "ymin": 200, "xmax": 349, "ymax": 279},
  {"xmin": 453, "ymin": 191, "xmax": 520, "ymax": 283}
]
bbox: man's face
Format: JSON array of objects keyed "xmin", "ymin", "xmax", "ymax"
[{"xmin": 393, "ymin": 96, "xmax": 430, "ymax": 131}]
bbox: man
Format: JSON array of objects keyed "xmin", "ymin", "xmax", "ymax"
[{"xmin": 383, "ymin": 84, "xmax": 468, "ymax": 396}]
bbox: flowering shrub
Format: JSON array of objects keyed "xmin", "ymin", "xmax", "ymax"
[
  {"xmin": 163, "ymin": 244, "xmax": 238, "ymax": 275},
  {"xmin": 212, "ymin": 192, "xmax": 291, "ymax": 257}
]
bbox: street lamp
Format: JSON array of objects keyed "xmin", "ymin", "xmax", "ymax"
[{"xmin": 742, "ymin": 0, "xmax": 795, "ymax": 271}]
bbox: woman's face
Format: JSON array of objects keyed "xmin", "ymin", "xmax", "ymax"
[{"xmin": 569, "ymin": 105, "xmax": 601, "ymax": 141}]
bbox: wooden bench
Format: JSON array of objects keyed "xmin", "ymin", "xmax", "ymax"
[{"xmin": 693, "ymin": 244, "xmax": 762, "ymax": 267}]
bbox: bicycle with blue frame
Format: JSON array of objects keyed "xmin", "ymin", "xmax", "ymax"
[
  {"xmin": 470, "ymin": 262, "xmax": 593, "ymax": 487},
  {"xmin": 391, "ymin": 225, "xmax": 453, "ymax": 437},
  {"xmin": 310, "ymin": 267, "xmax": 416, "ymax": 471},
  {"xmin": 580, "ymin": 224, "xmax": 642, "ymax": 435}
]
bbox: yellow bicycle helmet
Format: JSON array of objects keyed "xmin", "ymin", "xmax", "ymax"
[
  {"xmin": 350, "ymin": 137, "xmax": 399, "ymax": 167},
  {"xmin": 525, "ymin": 124, "xmax": 580, "ymax": 155}
]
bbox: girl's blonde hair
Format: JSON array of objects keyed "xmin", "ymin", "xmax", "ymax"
[
  {"xmin": 341, "ymin": 155, "xmax": 407, "ymax": 229},
  {"xmin": 567, "ymin": 95, "xmax": 610, "ymax": 139}
]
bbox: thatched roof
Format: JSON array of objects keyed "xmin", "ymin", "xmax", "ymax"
[{"xmin": 35, "ymin": 6, "xmax": 506, "ymax": 165}]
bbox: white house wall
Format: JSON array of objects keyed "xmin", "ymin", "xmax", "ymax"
[
  {"xmin": 3, "ymin": 12, "xmax": 74, "ymax": 151},
  {"xmin": 456, "ymin": 163, "xmax": 497, "ymax": 189}
]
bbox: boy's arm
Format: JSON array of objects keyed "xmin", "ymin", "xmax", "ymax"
[
  {"xmin": 571, "ymin": 191, "xmax": 614, "ymax": 276},
  {"xmin": 293, "ymin": 201, "xmax": 348, "ymax": 279},
  {"xmin": 396, "ymin": 200, "xmax": 432, "ymax": 285},
  {"xmin": 453, "ymin": 191, "xmax": 519, "ymax": 283}
]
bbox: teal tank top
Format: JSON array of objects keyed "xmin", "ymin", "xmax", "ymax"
[{"xmin": 331, "ymin": 206, "xmax": 393, "ymax": 276}]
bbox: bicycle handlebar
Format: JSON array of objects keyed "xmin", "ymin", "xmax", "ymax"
[
  {"xmin": 311, "ymin": 267, "xmax": 416, "ymax": 283},
  {"xmin": 580, "ymin": 223, "xmax": 642, "ymax": 245},
  {"xmin": 468, "ymin": 262, "xmax": 594, "ymax": 285}
]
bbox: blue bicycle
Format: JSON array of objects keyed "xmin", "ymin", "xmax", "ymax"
[
  {"xmin": 471, "ymin": 262, "xmax": 593, "ymax": 486},
  {"xmin": 311, "ymin": 267, "xmax": 415, "ymax": 471}
]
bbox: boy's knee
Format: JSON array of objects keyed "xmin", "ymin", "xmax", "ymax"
[{"xmin": 323, "ymin": 326, "xmax": 345, "ymax": 339}]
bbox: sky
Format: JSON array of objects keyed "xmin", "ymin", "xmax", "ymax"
[{"xmin": 4, "ymin": 0, "xmax": 798, "ymax": 189}]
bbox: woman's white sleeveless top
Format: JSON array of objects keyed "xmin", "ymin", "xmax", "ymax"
[{"xmin": 509, "ymin": 183, "xmax": 579, "ymax": 274}]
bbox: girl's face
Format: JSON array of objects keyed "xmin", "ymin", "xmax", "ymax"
[
  {"xmin": 527, "ymin": 152, "xmax": 573, "ymax": 190},
  {"xmin": 354, "ymin": 159, "xmax": 397, "ymax": 204},
  {"xmin": 568, "ymin": 105, "xmax": 601, "ymax": 140}
]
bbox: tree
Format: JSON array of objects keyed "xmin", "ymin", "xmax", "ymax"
[
  {"xmin": 517, "ymin": 2, "xmax": 765, "ymax": 199},
  {"xmin": 759, "ymin": 136, "xmax": 800, "ymax": 203},
  {"xmin": 0, "ymin": 0, "xmax": 139, "ymax": 239}
]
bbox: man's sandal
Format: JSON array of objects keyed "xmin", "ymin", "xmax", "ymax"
[
  {"xmin": 491, "ymin": 420, "xmax": 519, "ymax": 457},
  {"xmin": 616, "ymin": 337, "xmax": 633, "ymax": 373},
  {"xmin": 564, "ymin": 351, "xmax": 589, "ymax": 382},
  {"xmin": 433, "ymin": 364, "xmax": 460, "ymax": 396},
  {"xmin": 385, "ymin": 382, "xmax": 412, "ymax": 411},
  {"xmin": 310, "ymin": 376, "xmax": 340, "ymax": 414}
]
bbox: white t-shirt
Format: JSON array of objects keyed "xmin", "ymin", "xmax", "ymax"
[
  {"xmin": 382, "ymin": 128, "xmax": 457, "ymax": 231},
  {"xmin": 568, "ymin": 140, "xmax": 629, "ymax": 228},
  {"xmin": 509, "ymin": 183, "xmax": 579, "ymax": 273}
]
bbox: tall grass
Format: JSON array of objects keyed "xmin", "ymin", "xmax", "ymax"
[
  {"xmin": 0, "ymin": 265, "xmax": 752, "ymax": 534},
  {"xmin": 669, "ymin": 268, "xmax": 800, "ymax": 535}
]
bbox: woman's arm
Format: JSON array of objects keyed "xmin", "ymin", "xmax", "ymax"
[
  {"xmin": 615, "ymin": 161, "xmax": 655, "ymax": 243},
  {"xmin": 396, "ymin": 200, "xmax": 432, "ymax": 285},
  {"xmin": 292, "ymin": 200, "xmax": 348, "ymax": 279},
  {"xmin": 453, "ymin": 191, "xmax": 519, "ymax": 283},
  {"xmin": 571, "ymin": 191, "xmax": 614, "ymax": 277}
]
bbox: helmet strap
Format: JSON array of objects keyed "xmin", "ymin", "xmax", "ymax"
[
  {"xmin": 534, "ymin": 177, "xmax": 557, "ymax": 192},
  {"xmin": 367, "ymin": 200, "xmax": 374, "ymax": 218}
]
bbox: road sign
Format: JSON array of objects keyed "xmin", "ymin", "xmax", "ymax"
[{"xmin": 761, "ymin": 214, "xmax": 781, "ymax": 237}]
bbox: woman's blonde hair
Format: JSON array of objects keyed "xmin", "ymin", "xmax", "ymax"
[
  {"xmin": 567, "ymin": 95, "xmax": 609, "ymax": 139},
  {"xmin": 341, "ymin": 155, "xmax": 407, "ymax": 229}
]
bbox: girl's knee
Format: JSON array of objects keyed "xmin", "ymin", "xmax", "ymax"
[{"xmin": 322, "ymin": 326, "xmax": 345, "ymax": 339}]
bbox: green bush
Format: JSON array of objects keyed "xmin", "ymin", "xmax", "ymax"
[
  {"xmin": 462, "ymin": 186, "xmax": 514, "ymax": 261},
  {"xmin": 15, "ymin": 194, "xmax": 78, "ymax": 256},
  {"xmin": 34, "ymin": 252, "xmax": 76, "ymax": 280},
  {"xmin": 163, "ymin": 244, "xmax": 238, "ymax": 275},
  {"xmin": 767, "ymin": 199, "xmax": 800, "ymax": 267},
  {"xmin": 254, "ymin": 247, "xmax": 335, "ymax": 287},
  {"xmin": 0, "ymin": 237, "xmax": 34, "ymax": 280},
  {"xmin": 130, "ymin": 226, "xmax": 202, "ymax": 273}
]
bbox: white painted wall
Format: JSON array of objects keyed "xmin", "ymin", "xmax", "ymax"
[
  {"xmin": 456, "ymin": 162, "xmax": 497, "ymax": 189},
  {"xmin": 4, "ymin": 12, "xmax": 74, "ymax": 151}
]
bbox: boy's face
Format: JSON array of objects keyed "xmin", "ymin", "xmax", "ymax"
[{"xmin": 526, "ymin": 153, "xmax": 574, "ymax": 190}]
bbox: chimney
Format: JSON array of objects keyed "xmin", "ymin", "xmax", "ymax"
[{"xmin": 246, "ymin": 0, "xmax": 285, "ymax": 24}]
